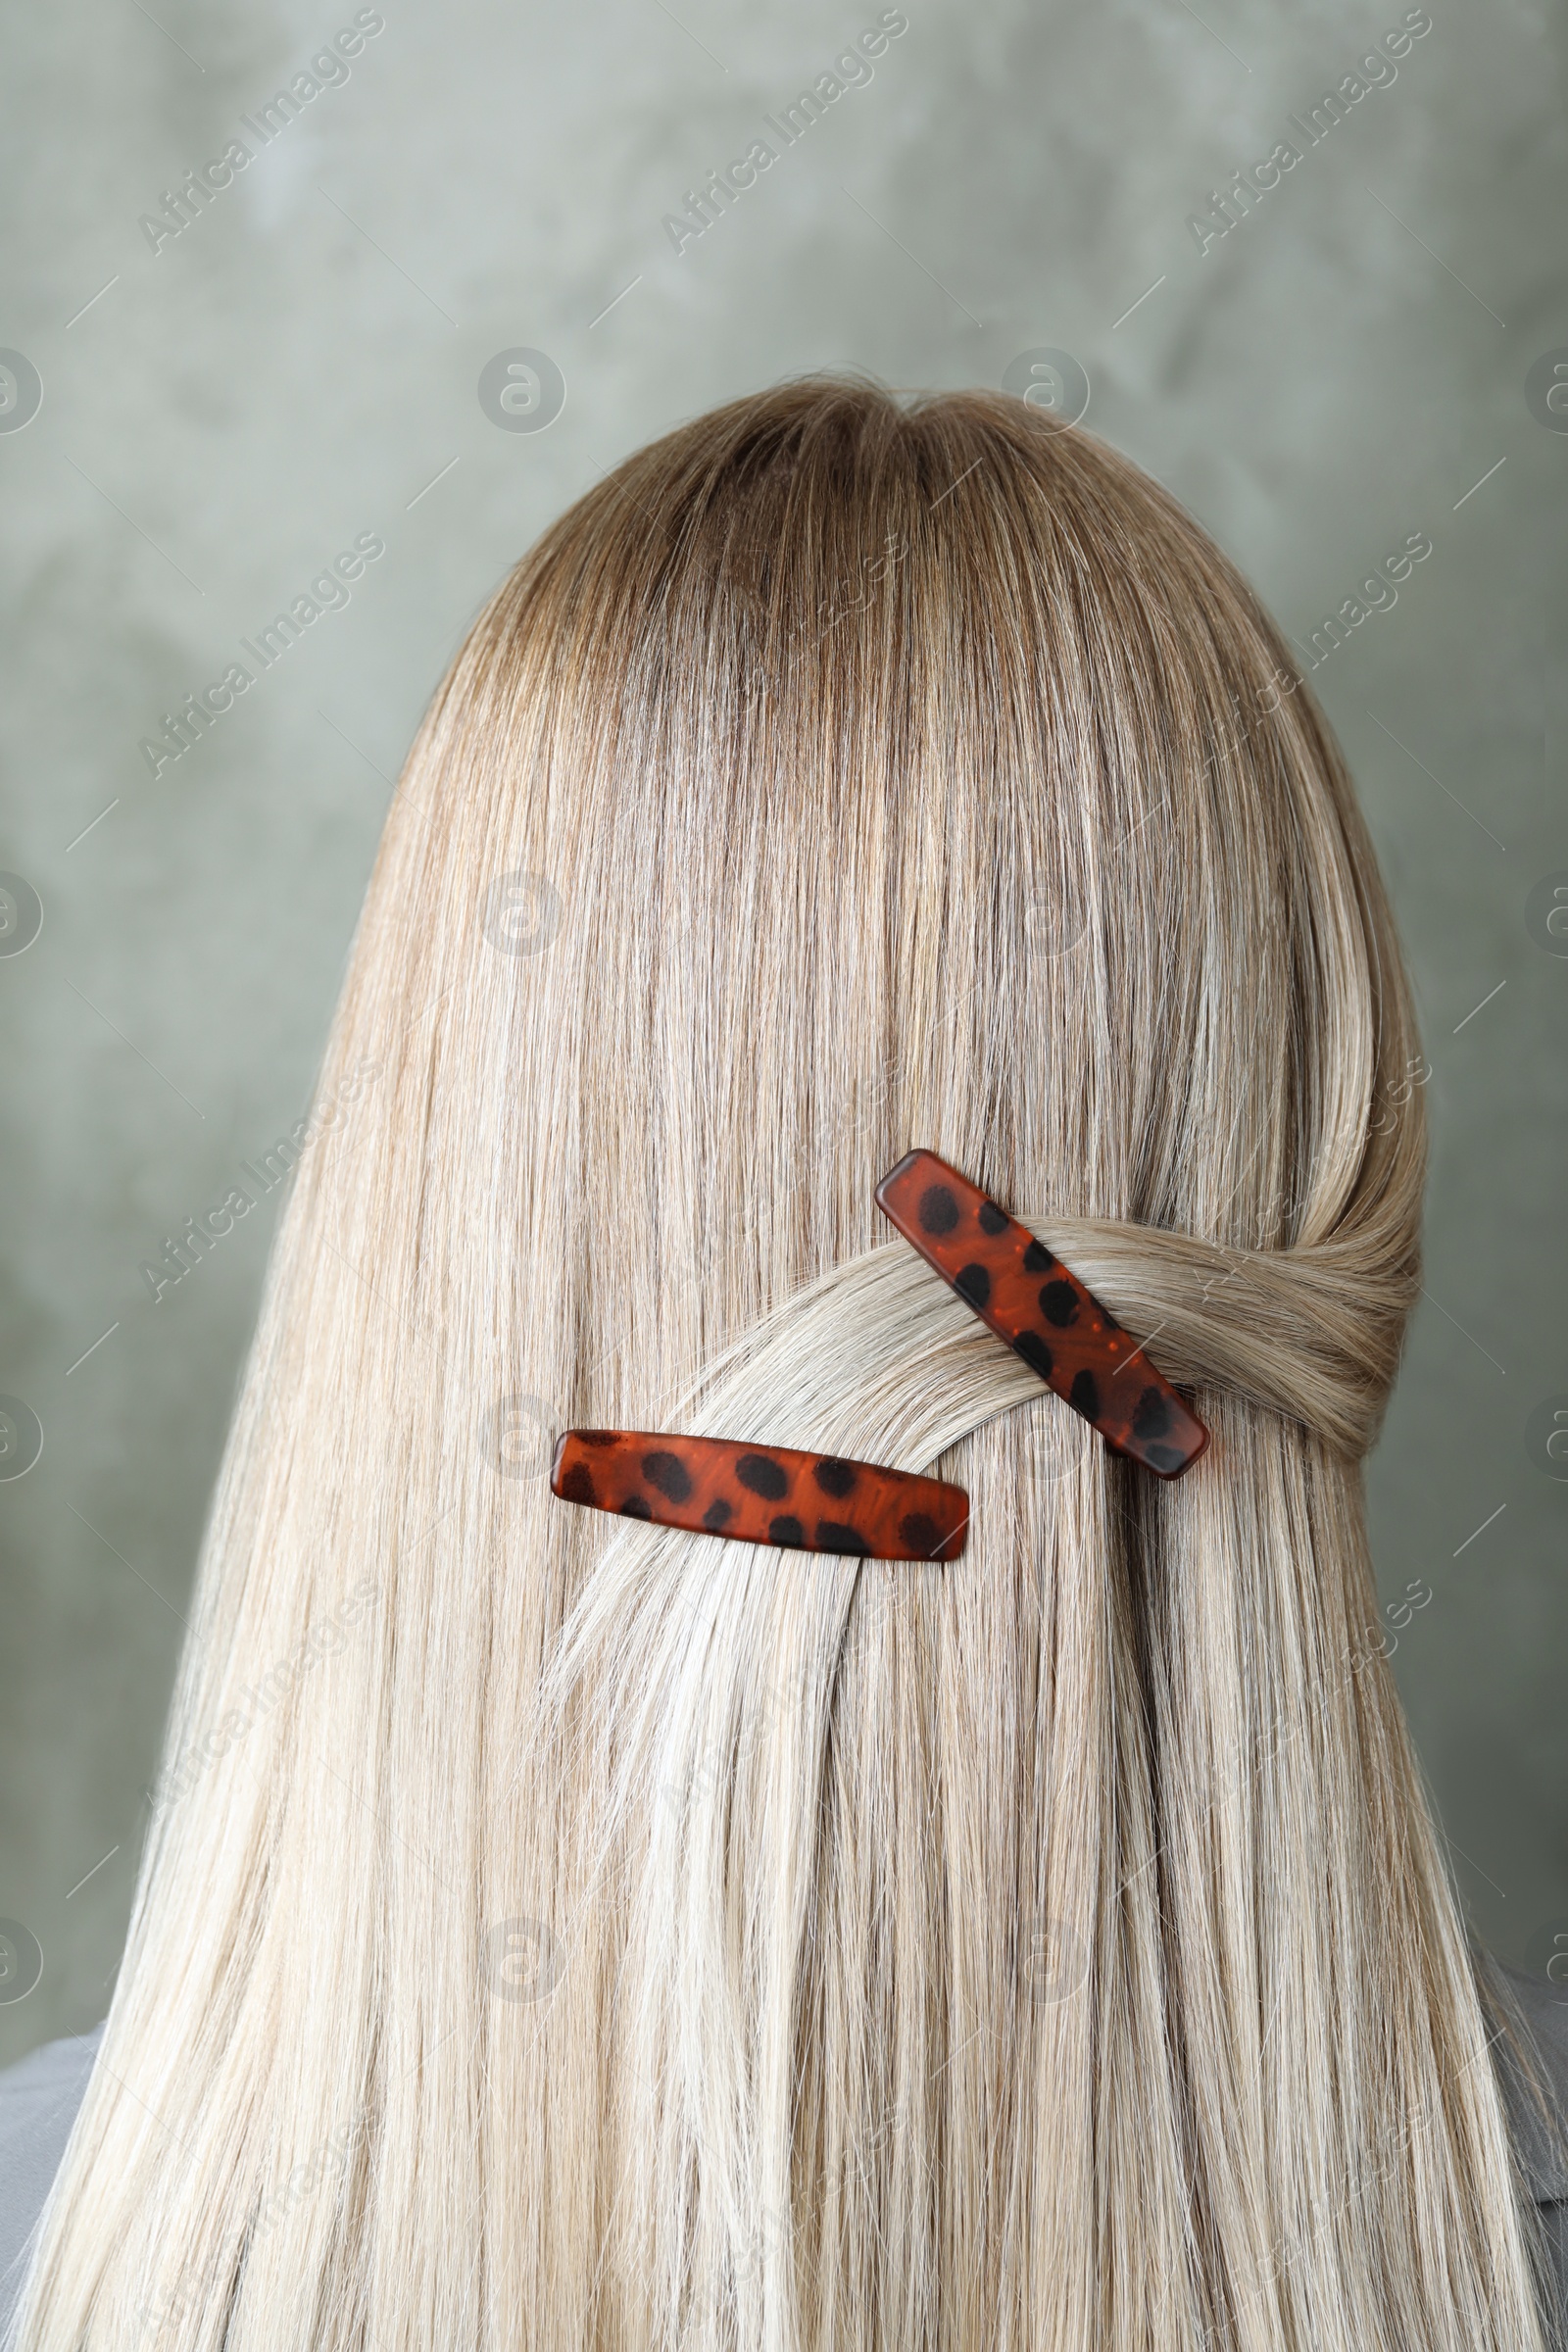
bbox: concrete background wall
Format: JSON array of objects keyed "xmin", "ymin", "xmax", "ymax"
[{"xmin": 0, "ymin": 0, "xmax": 1564, "ymax": 2057}]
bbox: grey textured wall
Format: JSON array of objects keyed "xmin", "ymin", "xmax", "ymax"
[{"xmin": 1, "ymin": 0, "xmax": 1564, "ymax": 2061}]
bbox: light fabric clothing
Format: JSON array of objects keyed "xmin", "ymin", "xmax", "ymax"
[{"xmin": 0, "ymin": 2021, "xmax": 103, "ymax": 2341}]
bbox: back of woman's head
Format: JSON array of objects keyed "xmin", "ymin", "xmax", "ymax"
[{"xmin": 13, "ymin": 379, "xmax": 1560, "ymax": 2350}]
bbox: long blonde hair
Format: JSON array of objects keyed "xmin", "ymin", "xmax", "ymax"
[{"xmin": 12, "ymin": 379, "xmax": 1560, "ymax": 2349}]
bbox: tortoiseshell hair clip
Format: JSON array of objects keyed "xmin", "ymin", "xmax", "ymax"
[
  {"xmin": 875, "ymin": 1149, "xmax": 1209, "ymax": 1479},
  {"xmin": 550, "ymin": 1152, "xmax": 1204, "ymax": 1561},
  {"xmin": 551, "ymin": 1431, "xmax": 968, "ymax": 1561}
]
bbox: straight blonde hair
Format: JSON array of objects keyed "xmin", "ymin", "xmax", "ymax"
[{"xmin": 12, "ymin": 379, "xmax": 1562, "ymax": 2350}]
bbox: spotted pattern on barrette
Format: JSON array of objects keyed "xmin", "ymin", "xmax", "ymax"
[
  {"xmin": 550, "ymin": 1430, "xmax": 969, "ymax": 1560},
  {"xmin": 875, "ymin": 1149, "xmax": 1209, "ymax": 1479}
]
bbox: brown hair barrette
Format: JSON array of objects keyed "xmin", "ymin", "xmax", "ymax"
[
  {"xmin": 550, "ymin": 1430, "xmax": 968, "ymax": 1561},
  {"xmin": 549, "ymin": 1151, "xmax": 1206, "ymax": 1560},
  {"xmin": 875, "ymin": 1148, "xmax": 1209, "ymax": 1479}
]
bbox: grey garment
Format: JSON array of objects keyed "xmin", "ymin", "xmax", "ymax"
[
  {"xmin": 0, "ymin": 2020, "xmax": 104, "ymax": 2342},
  {"xmin": 0, "ymin": 1979, "xmax": 1564, "ymax": 2340},
  {"xmin": 1492, "ymin": 1960, "xmax": 1568, "ymax": 2348}
]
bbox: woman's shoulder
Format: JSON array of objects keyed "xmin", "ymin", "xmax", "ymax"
[
  {"xmin": 1487, "ymin": 1958, "xmax": 1568, "ymax": 2352},
  {"xmin": 0, "ymin": 2023, "xmax": 104, "ymax": 2333},
  {"xmin": 1491, "ymin": 1960, "xmax": 1568, "ymax": 2201}
]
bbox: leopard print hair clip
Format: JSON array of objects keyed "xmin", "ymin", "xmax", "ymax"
[
  {"xmin": 551, "ymin": 1430, "xmax": 968, "ymax": 1560},
  {"xmin": 875, "ymin": 1149, "xmax": 1209, "ymax": 1480},
  {"xmin": 550, "ymin": 1151, "xmax": 1205, "ymax": 1562}
]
